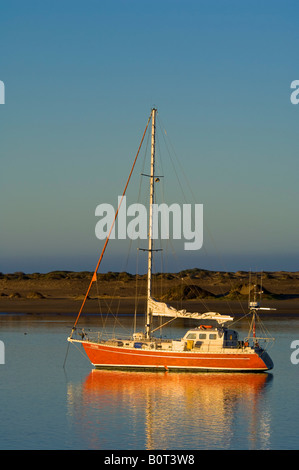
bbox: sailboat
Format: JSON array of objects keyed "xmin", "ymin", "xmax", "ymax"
[{"xmin": 67, "ymin": 108, "xmax": 274, "ymax": 372}]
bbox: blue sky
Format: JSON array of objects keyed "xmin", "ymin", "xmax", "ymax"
[{"xmin": 1, "ymin": 0, "xmax": 298, "ymax": 273}]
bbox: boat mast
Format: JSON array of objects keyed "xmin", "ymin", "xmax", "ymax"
[{"xmin": 146, "ymin": 107, "xmax": 157, "ymax": 339}]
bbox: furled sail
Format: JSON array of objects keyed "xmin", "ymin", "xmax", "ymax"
[{"xmin": 148, "ymin": 297, "xmax": 233, "ymax": 325}]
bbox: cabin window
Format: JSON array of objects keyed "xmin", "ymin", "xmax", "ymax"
[
  {"xmin": 198, "ymin": 333, "xmax": 206, "ymax": 339},
  {"xmin": 209, "ymin": 334, "xmax": 217, "ymax": 340},
  {"xmin": 186, "ymin": 333, "xmax": 197, "ymax": 340}
]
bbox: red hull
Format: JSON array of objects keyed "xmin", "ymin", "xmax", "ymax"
[{"xmin": 82, "ymin": 341, "xmax": 272, "ymax": 372}]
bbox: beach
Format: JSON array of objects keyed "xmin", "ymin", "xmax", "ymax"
[{"xmin": 0, "ymin": 269, "xmax": 298, "ymax": 316}]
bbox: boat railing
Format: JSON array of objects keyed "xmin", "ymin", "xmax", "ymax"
[
  {"xmin": 244, "ymin": 335, "xmax": 275, "ymax": 345},
  {"xmin": 75, "ymin": 328, "xmax": 134, "ymax": 344}
]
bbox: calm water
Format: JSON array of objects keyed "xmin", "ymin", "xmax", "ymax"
[{"xmin": 0, "ymin": 313, "xmax": 299, "ymax": 450}]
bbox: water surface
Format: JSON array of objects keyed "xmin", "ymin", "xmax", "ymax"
[{"xmin": 0, "ymin": 313, "xmax": 298, "ymax": 450}]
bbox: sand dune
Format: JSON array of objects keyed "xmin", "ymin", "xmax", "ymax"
[{"xmin": 0, "ymin": 269, "xmax": 298, "ymax": 315}]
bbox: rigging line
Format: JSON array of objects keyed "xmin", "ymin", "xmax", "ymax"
[
  {"xmin": 155, "ymin": 177, "xmax": 211, "ymax": 313},
  {"xmin": 70, "ymin": 111, "xmax": 152, "ymax": 333},
  {"xmin": 134, "ymin": 249, "xmax": 140, "ymax": 334},
  {"xmin": 150, "ymin": 145, "xmax": 211, "ymax": 313},
  {"xmin": 155, "ymin": 132, "xmax": 167, "ymax": 208},
  {"xmin": 156, "ymin": 120, "xmax": 213, "ymax": 286},
  {"xmin": 159, "ymin": 238, "xmax": 165, "ymax": 300},
  {"xmin": 96, "ymin": 297, "xmax": 132, "ymax": 338},
  {"xmin": 71, "ymin": 339, "xmax": 91, "ymax": 362},
  {"xmin": 119, "ymin": 133, "xmax": 151, "ymax": 336},
  {"xmin": 158, "ymin": 114, "xmax": 200, "ymax": 204},
  {"xmin": 94, "ymin": 277, "xmax": 110, "ymax": 337},
  {"xmin": 255, "ymin": 312, "xmax": 273, "ymax": 338},
  {"xmin": 95, "ymin": 148, "xmax": 149, "ymax": 336},
  {"xmin": 97, "ymin": 279, "xmax": 121, "ymax": 336},
  {"xmin": 63, "ymin": 341, "xmax": 70, "ymax": 369},
  {"xmin": 229, "ymin": 311, "xmax": 252, "ymax": 328},
  {"xmin": 94, "ymin": 275, "xmax": 117, "ymax": 337},
  {"xmin": 99, "ymin": 288, "xmax": 131, "ymax": 334},
  {"xmin": 157, "ymin": 116, "xmax": 246, "ymax": 315},
  {"xmin": 159, "ymin": 232, "xmax": 212, "ymax": 313},
  {"xmin": 118, "ymin": 127, "xmax": 150, "ymax": 319},
  {"xmin": 122, "ymin": 130, "xmax": 150, "ymax": 276},
  {"xmin": 157, "ymin": 118, "xmax": 188, "ymax": 203},
  {"xmin": 151, "ymin": 316, "xmax": 177, "ymax": 334},
  {"xmin": 160, "ymin": 130, "xmax": 232, "ymax": 313},
  {"xmin": 147, "ymin": 135, "xmax": 215, "ymax": 317}
]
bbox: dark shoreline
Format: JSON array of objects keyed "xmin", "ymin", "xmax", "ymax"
[
  {"xmin": 1, "ymin": 297, "xmax": 299, "ymax": 316},
  {"xmin": 1, "ymin": 269, "xmax": 299, "ymax": 317}
]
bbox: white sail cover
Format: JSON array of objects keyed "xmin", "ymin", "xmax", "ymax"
[{"xmin": 148, "ymin": 297, "xmax": 233, "ymax": 325}]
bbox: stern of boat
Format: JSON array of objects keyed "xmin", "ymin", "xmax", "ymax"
[{"xmin": 256, "ymin": 347, "xmax": 274, "ymax": 371}]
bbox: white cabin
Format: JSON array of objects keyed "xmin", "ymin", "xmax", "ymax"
[{"xmin": 171, "ymin": 326, "xmax": 240, "ymax": 352}]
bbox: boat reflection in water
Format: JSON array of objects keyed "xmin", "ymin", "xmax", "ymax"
[{"xmin": 67, "ymin": 370, "xmax": 273, "ymax": 450}]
